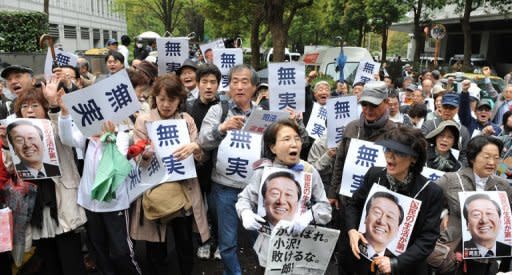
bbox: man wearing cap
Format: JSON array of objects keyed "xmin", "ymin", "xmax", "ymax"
[
  {"xmin": 459, "ymin": 82, "xmax": 501, "ymax": 137},
  {"xmin": 177, "ymin": 59, "xmax": 199, "ymax": 99},
  {"xmin": 401, "ymin": 64, "xmax": 413, "ymax": 78},
  {"xmin": 106, "ymin": 39, "xmax": 118, "ymax": 52},
  {"xmin": 2, "ymin": 65, "xmax": 35, "ymax": 99},
  {"xmin": 421, "ymin": 93, "xmax": 471, "ymax": 162},
  {"xmin": 330, "ymin": 81, "xmax": 397, "ymax": 207}
]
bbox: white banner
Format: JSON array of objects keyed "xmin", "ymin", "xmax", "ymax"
[
  {"xmin": 305, "ymin": 103, "xmax": 327, "ymax": 139},
  {"xmin": 243, "ymin": 109, "xmax": 289, "ymax": 135},
  {"xmin": 421, "ymin": 166, "xmax": 445, "ymax": 183},
  {"xmin": 216, "ymin": 130, "xmax": 262, "ymax": 182},
  {"xmin": 62, "ymin": 69, "xmax": 140, "ymax": 137},
  {"xmin": 265, "ymin": 225, "xmax": 340, "ymax": 274},
  {"xmin": 147, "ymin": 119, "xmax": 197, "ymax": 182},
  {"xmin": 212, "ymin": 48, "xmax": 243, "ymax": 91},
  {"xmin": 156, "ymin": 37, "xmax": 189, "ymax": 75},
  {"xmin": 199, "ymin": 39, "xmax": 225, "ymax": 58},
  {"xmin": 126, "ymin": 155, "xmax": 167, "ymax": 202},
  {"xmin": 44, "ymin": 48, "xmax": 78, "ymax": 80},
  {"xmin": 354, "ymin": 59, "xmax": 380, "ymax": 84},
  {"xmin": 326, "ymin": 96, "xmax": 358, "ymax": 148},
  {"xmin": 268, "ymin": 62, "xmax": 305, "ymax": 112},
  {"xmin": 358, "ymin": 184, "xmax": 422, "ymax": 256},
  {"xmin": 340, "ymin": 139, "xmax": 386, "ymax": 197}
]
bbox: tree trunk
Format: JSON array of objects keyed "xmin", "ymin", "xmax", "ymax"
[
  {"xmin": 250, "ymin": 10, "xmax": 265, "ymax": 69},
  {"xmin": 461, "ymin": 0, "xmax": 473, "ymax": 72},
  {"xmin": 381, "ymin": 25, "xmax": 388, "ymax": 64},
  {"xmin": 357, "ymin": 24, "xmax": 364, "ymax": 47},
  {"xmin": 44, "ymin": 0, "xmax": 49, "ymax": 18},
  {"xmin": 412, "ymin": 0, "xmax": 424, "ymax": 63},
  {"xmin": 266, "ymin": 1, "xmax": 286, "ymax": 62}
]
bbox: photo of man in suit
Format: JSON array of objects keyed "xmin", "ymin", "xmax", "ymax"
[
  {"xmin": 261, "ymin": 171, "xmax": 302, "ymax": 227},
  {"xmin": 463, "ymin": 193, "xmax": 512, "ymax": 258},
  {"xmin": 7, "ymin": 120, "xmax": 60, "ymax": 179},
  {"xmin": 360, "ymin": 191, "xmax": 404, "ymax": 259}
]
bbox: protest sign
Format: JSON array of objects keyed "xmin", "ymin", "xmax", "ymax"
[
  {"xmin": 147, "ymin": 119, "xmax": 197, "ymax": 182},
  {"xmin": 358, "ymin": 184, "xmax": 422, "ymax": 256},
  {"xmin": 44, "ymin": 48, "xmax": 78, "ymax": 80},
  {"xmin": 421, "ymin": 166, "xmax": 445, "ymax": 183},
  {"xmin": 126, "ymin": 155, "xmax": 167, "ymax": 202},
  {"xmin": 243, "ymin": 109, "xmax": 289, "ymax": 135},
  {"xmin": 7, "ymin": 118, "xmax": 61, "ymax": 179},
  {"xmin": 212, "ymin": 48, "xmax": 243, "ymax": 90},
  {"xmin": 265, "ymin": 225, "xmax": 340, "ymax": 274},
  {"xmin": 326, "ymin": 96, "xmax": 358, "ymax": 148},
  {"xmin": 305, "ymin": 103, "xmax": 327, "ymax": 139},
  {"xmin": 199, "ymin": 39, "xmax": 225, "ymax": 58},
  {"xmin": 353, "ymin": 60, "xmax": 380, "ymax": 84},
  {"xmin": 340, "ymin": 139, "xmax": 386, "ymax": 197},
  {"xmin": 156, "ymin": 37, "xmax": 189, "ymax": 75},
  {"xmin": 459, "ymin": 191, "xmax": 512, "ymax": 259},
  {"xmin": 268, "ymin": 62, "xmax": 305, "ymax": 112},
  {"xmin": 216, "ymin": 130, "xmax": 262, "ymax": 183},
  {"xmin": 62, "ymin": 69, "xmax": 141, "ymax": 137}
]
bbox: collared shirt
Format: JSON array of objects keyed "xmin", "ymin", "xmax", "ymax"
[
  {"xmin": 474, "ymin": 173, "xmax": 489, "ymax": 191},
  {"xmin": 26, "ymin": 165, "xmax": 47, "ymax": 178},
  {"xmin": 475, "ymin": 242, "xmax": 496, "ymax": 257},
  {"xmin": 366, "ymin": 243, "xmax": 385, "ymax": 258}
]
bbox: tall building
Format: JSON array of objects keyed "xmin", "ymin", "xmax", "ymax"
[{"xmin": 0, "ymin": 0, "xmax": 127, "ymax": 52}]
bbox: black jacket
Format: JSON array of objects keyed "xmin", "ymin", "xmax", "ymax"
[{"xmin": 344, "ymin": 167, "xmax": 443, "ymax": 275}]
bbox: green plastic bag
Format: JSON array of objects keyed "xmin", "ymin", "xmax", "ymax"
[{"xmin": 91, "ymin": 132, "xmax": 132, "ymax": 201}]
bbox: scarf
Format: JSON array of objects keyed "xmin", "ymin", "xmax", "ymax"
[
  {"xmin": 30, "ymin": 178, "xmax": 58, "ymax": 228},
  {"xmin": 386, "ymin": 171, "xmax": 414, "ymax": 195},
  {"xmin": 359, "ymin": 111, "xmax": 389, "ymax": 138}
]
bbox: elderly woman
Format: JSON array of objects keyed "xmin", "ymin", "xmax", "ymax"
[
  {"xmin": 425, "ymin": 120, "xmax": 462, "ymax": 172},
  {"xmin": 344, "ymin": 126, "xmax": 443, "ymax": 275},
  {"xmin": 436, "ymin": 136, "xmax": 512, "ymax": 274}
]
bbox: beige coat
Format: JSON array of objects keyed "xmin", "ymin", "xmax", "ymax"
[{"xmin": 130, "ymin": 109, "xmax": 209, "ymax": 242}]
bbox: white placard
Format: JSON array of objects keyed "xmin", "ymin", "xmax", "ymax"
[
  {"xmin": 265, "ymin": 225, "xmax": 340, "ymax": 274},
  {"xmin": 354, "ymin": 60, "xmax": 380, "ymax": 84},
  {"xmin": 7, "ymin": 118, "xmax": 61, "ymax": 179},
  {"xmin": 459, "ymin": 191, "xmax": 512, "ymax": 259},
  {"xmin": 305, "ymin": 103, "xmax": 327, "ymax": 139},
  {"xmin": 268, "ymin": 62, "xmax": 305, "ymax": 112},
  {"xmin": 421, "ymin": 166, "xmax": 445, "ymax": 183},
  {"xmin": 358, "ymin": 184, "xmax": 422, "ymax": 256},
  {"xmin": 243, "ymin": 109, "xmax": 289, "ymax": 134},
  {"xmin": 216, "ymin": 130, "xmax": 262, "ymax": 182},
  {"xmin": 126, "ymin": 155, "xmax": 167, "ymax": 202},
  {"xmin": 199, "ymin": 39, "xmax": 225, "ymax": 60},
  {"xmin": 340, "ymin": 139, "xmax": 386, "ymax": 197},
  {"xmin": 147, "ymin": 119, "xmax": 197, "ymax": 182},
  {"xmin": 212, "ymin": 48, "xmax": 244, "ymax": 91},
  {"xmin": 326, "ymin": 96, "xmax": 358, "ymax": 148},
  {"xmin": 44, "ymin": 48, "xmax": 78, "ymax": 80},
  {"xmin": 156, "ymin": 37, "xmax": 189, "ymax": 75},
  {"xmin": 62, "ymin": 69, "xmax": 141, "ymax": 137}
]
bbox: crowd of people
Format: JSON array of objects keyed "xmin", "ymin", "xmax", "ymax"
[{"xmin": 0, "ymin": 38, "xmax": 512, "ymax": 275}]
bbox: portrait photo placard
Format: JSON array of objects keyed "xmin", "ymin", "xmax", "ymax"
[
  {"xmin": 459, "ymin": 191, "xmax": 512, "ymax": 259},
  {"xmin": 7, "ymin": 118, "xmax": 61, "ymax": 179},
  {"xmin": 357, "ymin": 184, "xmax": 422, "ymax": 257}
]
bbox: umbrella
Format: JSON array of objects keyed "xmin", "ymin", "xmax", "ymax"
[{"xmin": 137, "ymin": 31, "xmax": 161, "ymax": 39}]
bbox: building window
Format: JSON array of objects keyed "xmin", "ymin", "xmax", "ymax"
[
  {"xmin": 81, "ymin": 27, "xmax": 90, "ymax": 40},
  {"xmin": 49, "ymin": 24, "xmax": 59, "ymax": 39},
  {"xmin": 112, "ymin": 31, "xmax": 118, "ymax": 41},
  {"xmin": 93, "ymin": 28, "xmax": 100, "ymax": 40},
  {"xmin": 103, "ymin": 30, "xmax": 110, "ymax": 40},
  {"xmin": 64, "ymin": 25, "xmax": 77, "ymax": 39}
]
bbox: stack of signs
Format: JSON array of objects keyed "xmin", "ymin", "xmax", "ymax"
[
  {"xmin": 326, "ymin": 96, "xmax": 358, "ymax": 148},
  {"xmin": 156, "ymin": 37, "xmax": 189, "ymax": 75},
  {"xmin": 353, "ymin": 59, "xmax": 380, "ymax": 84},
  {"xmin": 243, "ymin": 109, "xmax": 289, "ymax": 135},
  {"xmin": 459, "ymin": 191, "xmax": 512, "ymax": 259},
  {"xmin": 358, "ymin": 184, "xmax": 422, "ymax": 256},
  {"xmin": 340, "ymin": 139, "xmax": 386, "ymax": 197},
  {"xmin": 62, "ymin": 69, "xmax": 141, "ymax": 137},
  {"xmin": 127, "ymin": 119, "xmax": 198, "ymax": 202},
  {"xmin": 44, "ymin": 48, "xmax": 78, "ymax": 80},
  {"xmin": 216, "ymin": 130, "xmax": 262, "ymax": 182},
  {"xmin": 305, "ymin": 103, "xmax": 327, "ymax": 139},
  {"xmin": 265, "ymin": 225, "xmax": 340, "ymax": 274},
  {"xmin": 212, "ymin": 48, "xmax": 243, "ymax": 91},
  {"xmin": 268, "ymin": 62, "xmax": 305, "ymax": 112},
  {"xmin": 7, "ymin": 118, "xmax": 61, "ymax": 180}
]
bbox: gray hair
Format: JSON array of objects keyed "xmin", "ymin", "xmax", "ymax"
[{"xmin": 227, "ymin": 64, "xmax": 259, "ymax": 86}]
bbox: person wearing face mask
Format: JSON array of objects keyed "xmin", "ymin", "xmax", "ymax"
[{"xmin": 133, "ymin": 38, "xmax": 149, "ymax": 60}]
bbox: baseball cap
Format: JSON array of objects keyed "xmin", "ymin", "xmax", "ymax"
[
  {"xmin": 441, "ymin": 93, "xmax": 460, "ymax": 107},
  {"xmin": 106, "ymin": 39, "xmax": 118, "ymax": 46},
  {"xmin": 176, "ymin": 59, "xmax": 198, "ymax": 75},
  {"xmin": 405, "ymin": 84, "xmax": 417, "ymax": 92},
  {"xmin": 1, "ymin": 65, "xmax": 34, "ymax": 78},
  {"xmin": 360, "ymin": 81, "xmax": 388, "ymax": 105},
  {"xmin": 477, "ymin": 98, "xmax": 493, "ymax": 109}
]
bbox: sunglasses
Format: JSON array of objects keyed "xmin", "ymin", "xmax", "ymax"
[{"xmin": 383, "ymin": 147, "xmax": 409, "ymax": 158}]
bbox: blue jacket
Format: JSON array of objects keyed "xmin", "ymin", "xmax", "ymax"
[{"xmin": 458, "ymin": 91, "xmax": 501, "ymax": 137}]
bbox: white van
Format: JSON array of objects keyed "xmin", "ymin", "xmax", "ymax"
[
  {"xmin": 302, "ymin": 46, "xmax": 373, "ymax": 83},
  {"xmin": 266, "ymin": 48, "xmax": 301, "ymax": 62}
]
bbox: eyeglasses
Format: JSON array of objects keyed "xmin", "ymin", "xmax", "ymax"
[
  {"xmin": 383, "ymin": 147, "xmax": 409, "ymax": 158},
  {"xmin": 21, "ymin": 103, "xmax": 42, "ymax": 110}
]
